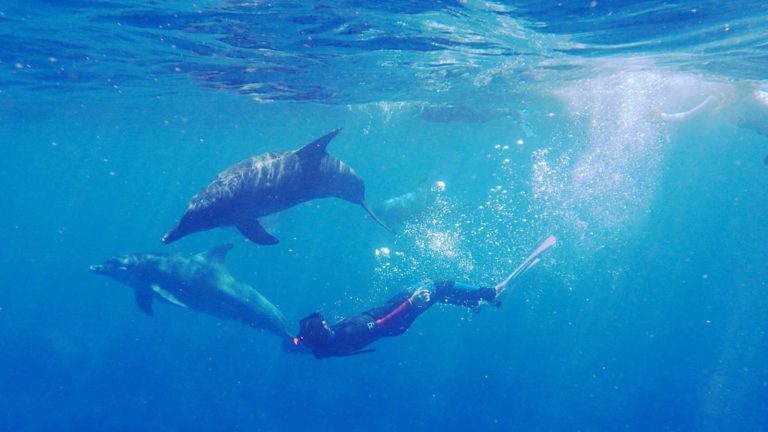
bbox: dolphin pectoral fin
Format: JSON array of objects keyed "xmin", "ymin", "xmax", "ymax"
[
  {"xmin": 236, "ymin": 220, "xmax": 279, "ymax": 245},
  {"xmin": 296, "ymin": 128, "xmax": 342, "ymax": 160},
  {"xmin": 135, "ymin": 290, "xmax": 154, "ymax": 316},
  {"xmin": 362, "ymin": 201, "xmax": 394, "ymax": 233},
  {"xmin": 150, "ymin": 284, "xmax": 189, "ymax": 309}
]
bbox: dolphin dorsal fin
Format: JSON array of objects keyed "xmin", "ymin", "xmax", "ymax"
[
  {"xmin": 296, "ymin": 128, "xmax": 342, "ymax": 160},
  {"xmin": 200, "ymin": 243, "xmax": 234, "ymax": 263}
]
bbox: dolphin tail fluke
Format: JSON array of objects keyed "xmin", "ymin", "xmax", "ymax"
[
  {"xmin": 296, "ymin": 128, "xmax": 342, "ymax": 159},
  {"xmin": 362, "ymin": 201, "xmax": 394, "ymax": 233}
]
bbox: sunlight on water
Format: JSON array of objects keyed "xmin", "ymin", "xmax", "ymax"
[
  {"xmin": 365, "ymin": 67, "xmax": 739, "ymax": 290},
  {"xmin": 418, "ymin": 229, "xmax": 464, "ymax": 261},
  {"xmin": 3, "ymin": 1, "xmax": 768, "ymax": 430},
  {"xmin": 373, "ymin": 182, "xmax": 476, "ymax": 291},
  {"xmin": 368, "ymin": 68, "xmax": 730, "ymax": 292},
  {"xmin": 372, "ymin": 149, "xmax": 557, "ymax": 293},
  {"xmin": 531, "ymin": 68, "xmax": 686, "ymax": 252},
  {"xmin": 350, "ymin": 101, "xmax": 415, "ymax": 129}
]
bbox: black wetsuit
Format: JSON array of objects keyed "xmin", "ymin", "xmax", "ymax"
[{"xmin": 301, "ymin": 279, "xmax": 496, "ymax": 359}]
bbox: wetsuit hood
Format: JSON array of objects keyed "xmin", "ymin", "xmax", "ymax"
[{"xmin": 296, "ymin": 312, "xmax": 332, "ymax": 350}]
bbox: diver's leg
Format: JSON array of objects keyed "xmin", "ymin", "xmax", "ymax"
[
  {"xmin": 368, "ymin": 280, "xmax": 437, "ymax": 336},
  {"xmin": 432, "ymin": 280, "xmax": 497, "ymax": 308},
  {"xmin": 364, "ymin": 290, "xmax": 413, "ymax": 320},
  {"xmin": 362, "ymin": 279, "xmax": 437, "ymax": 319},
  {"xmin": 374, "ymin": 280, "xmax": 495, "ymax": 336}
]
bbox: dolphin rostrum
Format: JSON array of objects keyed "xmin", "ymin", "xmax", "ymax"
[
  {"xmin": 162, "ymin": 128, "xmax": 389, "ymax": 245},
  {"xmin": 90, "ymin": 244, "xmax": 292, "ymax": 342}
]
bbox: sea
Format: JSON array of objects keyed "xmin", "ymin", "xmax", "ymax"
[{"xmin": 1, "ymin": 1, "xmax": 767, "ymax": 431}]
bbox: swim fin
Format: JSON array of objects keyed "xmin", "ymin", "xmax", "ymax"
[{"xmin": 495, "ymin": 235, "xmax": 557, "ymax": 297}]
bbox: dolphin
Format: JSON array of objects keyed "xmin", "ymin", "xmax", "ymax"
[
  {"xmin": 90, "ymin": 244, "xmax": 292, "ymax": 342},
  {"xmin": 372, "ymin": 180, "xmax": 447, "ymax": 228},
  {"xmin": 162, "ymin": 128, "xmax": 389, "ymax": 245}
]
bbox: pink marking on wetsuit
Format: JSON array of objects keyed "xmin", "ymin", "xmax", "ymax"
[{"xmin": 375, "ymin": 298, "xmax": 412, "ymax": 327}]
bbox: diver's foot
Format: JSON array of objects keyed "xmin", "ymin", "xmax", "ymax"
[
  {"xmin": 484, "ymin": 286, "xmax": 502, "ymax": 308},
  {"xmin": 471, "ymin": 298, "xmax": 501, "ymax": 314}
]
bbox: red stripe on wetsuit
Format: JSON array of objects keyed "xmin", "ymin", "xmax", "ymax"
[{"xmin": 375, "ymin": 298, "xmax": 412, "ymax": 327}]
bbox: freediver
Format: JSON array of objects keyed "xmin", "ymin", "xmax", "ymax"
[{"xmin": 288, "ymin": 236, "xmax": 556, "ymax": 359}]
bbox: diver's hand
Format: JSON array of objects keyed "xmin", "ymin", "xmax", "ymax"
[{"xmin": 409, "ymin": 288, "xmax": 431, "ymax": 309}]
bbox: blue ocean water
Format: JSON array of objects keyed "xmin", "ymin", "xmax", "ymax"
[{"xmin": 1, "ymin": 1, "xmax": 767, "ymax": 430}]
